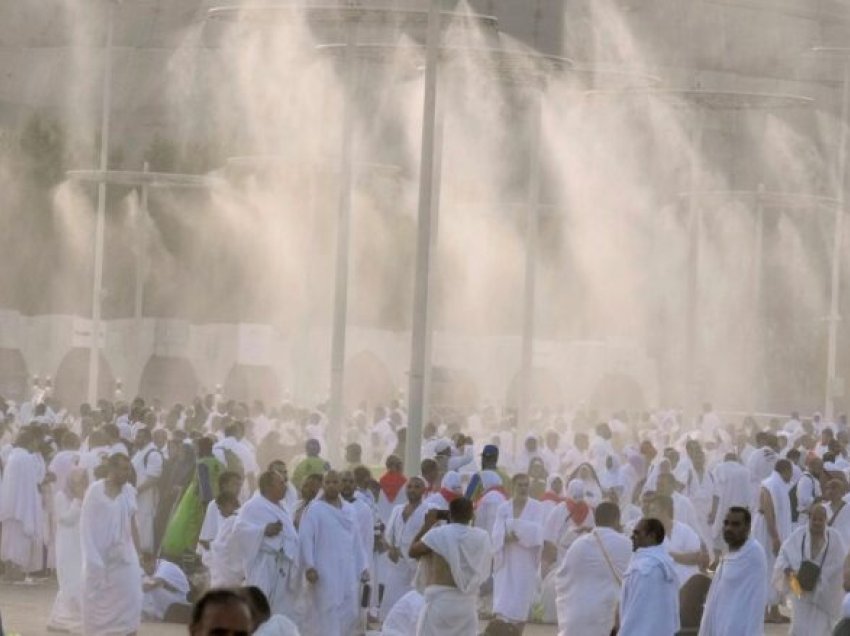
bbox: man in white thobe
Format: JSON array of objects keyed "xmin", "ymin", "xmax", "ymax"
[
  {"xmin": 207, "ymin": 491, "xmax": 243, "ymax": 588},
  {"xmin": 299, "ymin": 471, "xmax": 368, "ymax": 636},
  {"xmin": 825, "ymin": 478, "xmax": 850, "ymax": 547},
  {"xmin": 619, "ymin": 517, "xmax": 680, "ymax": 636},
  {"xmin": 753, "ymin": 459, "xmax": 793, "ymax": 622},
  {"xmin": 795, "ymin": 457, "xmax": 824, "ymax": 528},
  {"xmin": 556, "ymin": 502, "xmax": 631, "ymax": 636},
  {"xmin": 698, "ymin": 506, "xmax": 767, "ymax": 636},
  {"xmin": 491, "ymin": 473, "xmax": 546, "ymax": 626},
  {"xmin": 80, "ymin": 453, "xmax": 143, "ymax": 636},
  {"xmin": 774, "ymin": 504, "xmax": 847, "ymax": 636},
  {"xmin": 232, "ymin": 470, "xmax": 299, "ymax": 618},
  {"xmin": 409, "ymin": 498, "xmax": 493, "ymax": 636},
  {"xmin": 0, "ymin": 429, "xmax": 46, "ymax": 580},
  {"xmin": 130, "ymin": 427, "xmax": 163, "ymax": 554},
  {"xmin": 382, "ymin": 476, "xmax": 431, "ymax": 618},
  {"xmin": 709, "ymin": 454, "xmax": 752, "ymax": 551},
  {"xmin": 647, "ymin": 494, "xmax": 707, "ymax": 590}
]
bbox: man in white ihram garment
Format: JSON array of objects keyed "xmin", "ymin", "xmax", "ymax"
[
  {"xmin": 618, "ymin": 517, "xmax": 680, "ymax": 636},
  {"xmin": 474, "ymin": 469, "xmax": 507, "ymax": 535},
  {"xmin": 753, "ymin": 458, "xmax": 794, "ymax": 623},
  {"xmin": 232, "ymin": 470, "xmax": 299, "ymax": 618},
  {"xmin": 48, "ymin": 468, "xmax": 88, "ymax": 632},
  {"xmin": 491, "ymin": 473, "xmax": 546, "ymax": 627},
  {"xmin": 774, "ymin": 503, "xmax": 847, "ymax": 636},
  {"xmin": 556, "ymin": 502, "xmax": 631, "ymax": 636},
  {"xmin": 409, "ymin": 497, "xmax": 492, "ymax": 636},
  {"xmin": 130, "ymin": 427, "xmax": 163, "ymax": 554},
  {"xmin": 382, "ymin": 476, "xmax": 431, "ymax": 618},
  {"xmin": 647, "ymin": 494, "xmax": 706, "ymax": 590},
  {"xmin": 698, "ymin": 506, "xmax": 766, "ymax": 636},
  {"xmin": 80, "ymin": 453, "xmax": 144, "ymax": 636},
  {"xmin": 825, "ymin": 478, "xmax": 850, "ymax": 547},
  {"xmin": 709, "ymin": 453, "xmax": 751, "ymax": 551},
  {"xmin": 0, "ymin": 428, "xmax": 46, "ymax": 582},
  {"xmin": 299, "ymin": 470, "xmax": 368, "ymax": 636}
]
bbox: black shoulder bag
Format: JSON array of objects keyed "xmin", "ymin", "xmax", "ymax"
[{"xmin": 797, "ymin": 533, "xmax": 829, "ymax": 592}]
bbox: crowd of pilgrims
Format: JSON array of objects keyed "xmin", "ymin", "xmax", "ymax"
[{"xmin": 6, "ymin": 386, "xmax": 850, "ymax": 635}]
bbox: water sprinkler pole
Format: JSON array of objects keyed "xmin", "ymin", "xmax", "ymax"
[
  {"xmin": 88, "ymin": 0, "xmax": 117, "ymax": 406},
  {"xmin": 406, "ymin": 0, "xmax": 442, "ymax": 474}
]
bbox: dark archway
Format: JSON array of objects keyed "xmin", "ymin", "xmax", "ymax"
[
  {"xmin": 344, "ymin": 351, "xmax": 396, "ymax": 409},
  {"xmin": 223, "ymin": 364, "xmax": 281, "ymax": 405},
  {"xmin": 588, "ymin": 373, "xmax": 647, "ymax": 414},
  {"xmin": 138, "ymin": 356, "xmax": 199, "ymax": 406},
  {"xmin": 430, "ymin": 367, "xmax": 480, "ymax": 410},
  {"xmin": 505, "ymin": 367, "xmax": 562, "ymax": 408},
  {"xmin": 0, "ymin": 349, "xmax": 28, "ymax": 402},
  {"xmin": 54, "ymin": 347, "xmax": 115, "ymax": 409}
]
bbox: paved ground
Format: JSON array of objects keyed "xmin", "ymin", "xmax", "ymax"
[{"xmin": 0, "ymin": 582, "xmax": 790, "ymax": 635}]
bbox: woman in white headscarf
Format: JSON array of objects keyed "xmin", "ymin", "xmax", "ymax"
[
  {"xmin": 598, "ymin": 454, "xmax": 625, "ymax": 502},
  {"xmin": 48, "ymin": 468, "xmax": 88, "ymax": 632},
  {"xmin": 568, "ymin": 463, "xmax": 604, "ymax": 506},
  {"xmin": 540, "ymin": 478, "xmax": 596, "ymax": 624}
]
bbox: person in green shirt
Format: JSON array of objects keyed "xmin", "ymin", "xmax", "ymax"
[{"xmin": 291, "ymin": 439, "xmax": 330, "ymax": 490}]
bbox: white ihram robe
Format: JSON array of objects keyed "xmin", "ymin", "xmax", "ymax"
[
  {"xmin": 48, "ymin": 490, "xmax": 84, "ymax": 632},
  {"xmin": 698, "ymin": 538, "xmax": 767, "ymax": 636},
  {"xmin": 232, "ymin": 492, "xmax": 299, "ymax": 618},
  {"xmin": 0, "ymin": 447, "xmax": 45, "ymax": 572},
  {"xmin": 142, "ymin": 558, "xmax": 190, "ymax": 620},
  {"xmin": 208, "ymin": 514, "xmax": 242, "ymax": 587},
  {"xmin": 80, "ymin": 480, "xmax": 143, "ymax": 636},
  {"xmin": 299, "ymin": 499, "xmax": 366, "ymax": 636},
  {"xmin": 710, "ymin": 460, "xmax": 751, "ymax": 548},
  {"xmin": 827, "ymin": 500, "xmax": 850, "ymax": 548},
  {"xmin": 417, "ymin": 523, "xmax": 493, "ymax": 636},
  {"xmin": 752, "ymin": 472, "xmax": 792, "ymax": 606},
  {"xmin": 131, "ymin": 444, "xmax": 163, "ymax": 554},
  {"xmin": 382, "ymin": 501, "xmax": 431, "ymax": 618},
  {"xmin": 556, "ymin": 527, "xmax": 632, "ymax": 636},
  {"xmin": 774, "ymin": 526, "xmax": 847, "ymax": 636},
  {"xmin": 618, "ymin": 544, "xmax": 680, "ymax": 636},
  {"xmin": 491, "ymin": 498, "xmax": 546, "ymax": 622}
]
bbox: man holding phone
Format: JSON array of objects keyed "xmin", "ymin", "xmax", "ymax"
[{"xmin": 409, "ymin": 497, "xmax": 493, "ymax": 635}]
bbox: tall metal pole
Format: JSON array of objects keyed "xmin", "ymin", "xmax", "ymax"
[
  {"xmin": 406, "ymin": 0, "xmax": 441, "ymax": 474},
  {"xmin": 88, "ymin": 0, "xmax": 116, "ymax": 406},
  {"xmin": 518, "ymin": 86, "xmax": 543, "ymax": 439},
  {"xmin": 421, "ymin": 82, "xmax": 445, "ymax": 431},
  {"xmin": 685, "ymin": 110, "xmax": 705, "ymax": 417},
  {"xmin": 826, "ymin": 61, "xmax": 849, "ymax": 421},
  {"xmin": 752, "ymin": 184, "xmax": 765, "ymax": 409},
  {"xmin": 132, "ymin": 162, "xmax": 149, "ymax": 395},
  {"xmin": 328, "ymin": 25, "xmax": 357, "ymax": 466}
]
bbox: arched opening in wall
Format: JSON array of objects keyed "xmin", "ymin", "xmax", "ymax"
[
  {"xmin": 505, "ymin": 368, "xmax": 562, "ymax": 409},
  {"xmin": 54, "ymin": 348, "xmax": 115, "ymax": 409},
  {"xmin": 0, "ymin": 349, "xmax": 28, "ymax": 403},
  {"xmin": 588, "ymin": 373, "xmax": 647, "ymax": 415},
  {"xmin": 138, "ymin": 356, "xmax": 199, "ymax": 406},
  {"xmin": 430, "ymin": 367, "xmax": 480, "ymax": 412},
  {"xmin": 344, "ymin": 351, "xmax": 396, "ymax": 410},
  {"xmin": 223, "ymin": 364, "xmax": 281, "ymax": 405}
]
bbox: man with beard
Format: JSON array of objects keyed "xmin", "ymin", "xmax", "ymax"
[
  {"xmin": 698, "ymin": 507, "xmax": 767, "ymax": 636},
  {"xmin": 299, "ymin": 471, "xmax": 368, "ymax": 636}
]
